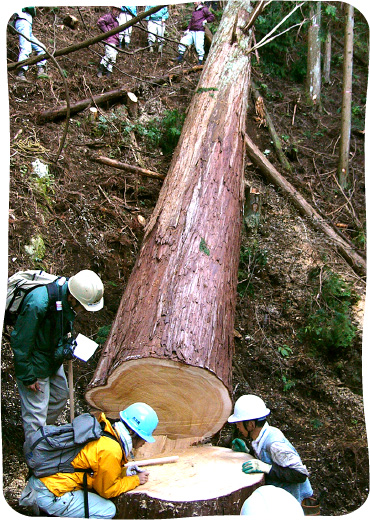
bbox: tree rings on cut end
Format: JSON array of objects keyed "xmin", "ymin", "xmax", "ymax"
[{"xmin": 86, "ymin": 357, "xmax": 232, "ymax": 440}]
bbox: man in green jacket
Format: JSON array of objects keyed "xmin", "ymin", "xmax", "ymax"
[{"xmin": 10, "ymin": 270, "xmax": 104, "ymax": 442}]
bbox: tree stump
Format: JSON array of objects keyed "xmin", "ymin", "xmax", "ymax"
[{"xmin": 116, "ymin": 446, "xmax": 264, "ymax": 518}]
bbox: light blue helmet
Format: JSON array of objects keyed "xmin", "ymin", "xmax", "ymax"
[{"xmin": 119, "ymin": 402, "xmax": 158, "ymax": 443}]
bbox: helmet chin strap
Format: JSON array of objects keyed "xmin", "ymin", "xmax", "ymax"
[{"xmin": 114, "ymin": 421, "xmax": 133, "ymax": 457}]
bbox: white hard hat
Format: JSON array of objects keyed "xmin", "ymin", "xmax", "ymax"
[
  {"xmin": 228, "ymin": 395, "xmax": 270, "ymax": 423},
  {"xmin": 240, "ymin": 486, "xmax": 304, "ymax": 516},
  {"xmin": 68, "ymin": 270, "xmax": 104, "ymax": 312}
]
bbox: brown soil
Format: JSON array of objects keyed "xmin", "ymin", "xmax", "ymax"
[{"xmin": 2, "ymin": 4, "xmax": 368, "ymax": 517}]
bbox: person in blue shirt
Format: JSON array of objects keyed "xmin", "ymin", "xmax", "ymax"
[
  {"xmin": 118, "ymin": 6, "xmax": 137, "ymax": 48},
  {"xmin": 228, "ymin": 395, "xmax": 314, "ymax": 506},
  {"xmin": 145, "ymin": 6, "xmax": 169, "ymax": 54}
]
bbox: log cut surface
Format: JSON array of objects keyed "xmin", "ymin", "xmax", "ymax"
[
  {"xmin": 87, "ymin": 358, "xmax": 231, "ymax": 439},
  {"xmin": 116, "ymin": 446, "xmax": 263, "ymax": 518}
]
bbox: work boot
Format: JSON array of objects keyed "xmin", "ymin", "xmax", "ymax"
[
  {"xmin": 16, "ymin": 68, "xmax": 27, "ymax": 81},
  {"xmin": 37, "ymin": 66, "xmax": 48, "ymax": 78},
  {"xmin": 97, "ymin": 64, "xmax": 106, "ymax": 78}
]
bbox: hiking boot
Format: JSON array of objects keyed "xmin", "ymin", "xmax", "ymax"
[
  {"xmin": 37, "ymin": 66, "xmax": 48, "ymax": 78},
  {"xmin": 16, "ymin": 69, "xmax": 27, "ymax": 81},
  {"xmin": 97, "ymin": 64, "xmax": 106, "ymax": 78},
  {"xmin": 172, "ymin": 54, "xmax": 183, "ymax": 63}
]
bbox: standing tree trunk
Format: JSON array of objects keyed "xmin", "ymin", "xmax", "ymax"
[
  {"xmin": 338, "ymin": 4, "xmax": 354, "ymax": 188},
  {"xmin": 306, "ymin": 2, "xmax": 322, "ymax": 107},
  {"xmin": 323, "ymin": 30, "xmax": 332, "ymax": 84},
  {"xmin": 86, "ymin": 0, "xmax": 252, "ymax": 444}
]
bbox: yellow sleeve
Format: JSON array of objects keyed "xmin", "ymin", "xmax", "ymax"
[{"xmin": 91, "ymin": 437, "xmax": 140, "ymax": 498}]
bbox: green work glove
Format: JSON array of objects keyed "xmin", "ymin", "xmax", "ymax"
[
  {"xmin": 242, "ymin": 460, "xmax": 272, "ymax": 474},
  {"xmin": 232, "ymin": 438, "xmax": 249, "ymax": 453}
]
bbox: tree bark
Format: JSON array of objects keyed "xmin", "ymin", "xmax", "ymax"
[
  {"xmin": 306, "ymin": 2, "xmax": 322, "ymax": 107},
  {"xmin": 338, "ymin": 4, "xmax": 354, "ymax": 188},
  {"xmin": 115, "ymin": 447, "xmax": 264, "ymax": 518},
  {"xmin": 86, "ymin": 0, "xmax": 253, "ymax": 443},
  {"xmin": 37, "ymin": 87, "xmax": 129, "ymax": 123},
  {"xmin": 244, "ymin": 134, "xmax": 366, "ymax": 277},
  {"xmin": 323, "ymin": 30, "xmax": 332, "ymax": 84}
]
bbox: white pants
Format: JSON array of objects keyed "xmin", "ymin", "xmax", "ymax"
[
  {"xmin": 118, "ymin": 12, "xmax": 133, "ymax": 44},
  {"xmin": 100, "ymin": 44, "xmax": 118, "ymax": 72},
  {"xmin": 17, "ymin": 365, "xmax": 69, "ymax": 443},
  {"xmin": 148, "ymin": 20, "xmax": 165, "ymax": 46},
  {"xmin": 179, "ymin": 30, "xmax": 205, "ymax": 59},
  {"xmin": 14, "ymin": 17, "xmax": 46, "ymax": 70},
  {"xmin": 20, "ymin": 476, "xmax": 116, "ymax": 518}
]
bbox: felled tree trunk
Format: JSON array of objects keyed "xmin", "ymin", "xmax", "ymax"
[
  {"xmin": 86, "ymin": 0, "xmax": 252, "ymax": 443},
  {"xmin": 116, "ymin": 447, "xmax": 264, "ymax": 517}
]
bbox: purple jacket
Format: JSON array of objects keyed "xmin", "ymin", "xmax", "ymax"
[
  {"xmin": 187, "ymin": 5, "xmax": 215, "ymax": 32},
  {"xmin": 97, "ymin": 12, "xmax": 120, "ymax": 46}
]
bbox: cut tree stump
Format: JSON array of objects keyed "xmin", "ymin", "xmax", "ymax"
[{"xmin": 116, "ymin": 446, "xmax": 264, "ymax": 518}]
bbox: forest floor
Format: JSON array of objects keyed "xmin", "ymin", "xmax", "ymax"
[{"xmin": 1, "ymin": 4, "xmax": 369, "ymax": 517}]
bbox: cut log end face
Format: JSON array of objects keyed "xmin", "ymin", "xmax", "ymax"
[
  {"xmin": 86, "ymin": 358, "xmax": 232, "ymax": 440},
  {"xmin": 117, "ymin": 446, "xmax": 264, "ymax": 518}
]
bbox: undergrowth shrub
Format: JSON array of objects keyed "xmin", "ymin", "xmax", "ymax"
[
  {"xmin": 298, "ymin": 267, "xmax": 359, "ymax": 357},
  {"xmin": 237, "ymin": 241, "xmax": 268, "ymax": 298}
]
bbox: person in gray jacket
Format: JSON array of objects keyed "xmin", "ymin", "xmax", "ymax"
[{"xmin": 228, "ymin": 394, "xmax": 314, "ymax": 505}]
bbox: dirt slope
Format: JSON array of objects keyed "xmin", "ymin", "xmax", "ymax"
[{"xmin": 2, "ymin": 4, "xmax": 368, "ymax": 517}]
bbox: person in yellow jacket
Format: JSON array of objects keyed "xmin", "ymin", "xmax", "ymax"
[{"xmin": 19, "ymin": 403, "xmax": 158, "ymax": 518}]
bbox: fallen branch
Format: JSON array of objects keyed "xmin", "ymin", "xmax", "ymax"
[
  {"xmin": 146, "ymin": 64, "xmax": 204, "ymax": 87},
  {"xmin": 91, "ymin": 155, "xmax": 166, "ymax": 180},
  {"xmin": 37, "ymin": 87, "xmax": 129, "ymax": 123},
  {"xmin": 244, "ymin": 133, "xmax": 366, "ymax": 277},
  {"xmin": 7, "ymin": 6, "xmax": 165, "ymax": 71},
  {"xmin": 251, "ymin": 80, "xmax": 293, "ymax": 174}
]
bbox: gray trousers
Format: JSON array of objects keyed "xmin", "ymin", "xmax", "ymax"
[{"xmin": 17, "ymin": 364, "xmax": 69, "ymax": 442}]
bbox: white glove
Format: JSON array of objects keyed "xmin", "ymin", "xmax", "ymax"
[
  {"xmin": 126, "ymin": 464, "xmax": 143, "ymax": 476},
  {"xmin": 242, "ymin": 459, "xmax": 272, "ymax": 474}
]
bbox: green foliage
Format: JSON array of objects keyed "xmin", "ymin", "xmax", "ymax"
[
  {"xmin": 282, "ymin": 375, "xmax": 296, "ymax": 392},
  {"xmin": 278, "ymin": 345, "xmax": 292, "ymax": 358},
  {"xmin": 238, "ymin": 242, "xmax": 268, "ymax": 297},
  {"xmin": 94, "ymin": 108, "xmax": 185, "ymax": 156},
  {"xmin": 96, "ymin": 325, "xmax": 111, "ymax": 345},
  {"xmin": 298, "ymin": 267, "xmax": 359, "ymax": 357},
  {"xmin": 199, "ymin": 237, "xmax": 210, "ymax": 256},
  {"xmin": 156, "ymin": 109, "xmax": 185, "ymax": 155},
  {"xmin": 253, "ymin": 2, "xmax": 309, "ymax": 81}
]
